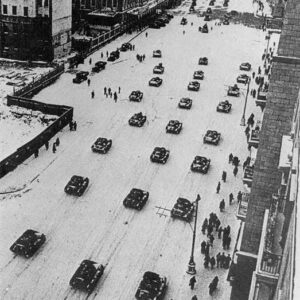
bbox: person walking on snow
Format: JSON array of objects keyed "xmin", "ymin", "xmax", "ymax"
[
  {"xmin": 216, "ymin": 181, "xmax": 221, "ymax": 194},
  {"xmin": 87, "ymin": 78, "xmax": 90, "ymax": 86},
  {"xmin": 191, "ymin": 296, "xmax": 198, "ymax": 300},
  {"xmin": 229, "ymin": 193, "xmax": 234, "ymax": 205},
  {"xmin": 222, "ymin": 171, "xmax": 227, "ymax": 182},
  {"xmin": 210, "ymin": 256, "xmax": 216, "ymax": 269},
  {"xmin": 189, "ymin": 276, "xmax": 196, "ymax": 290},
  {"xmin": 218, "ymin": 226, "xmax": 223, "ymax": 239},
  {"xmin": 55, "ymin": 137, "xmax": 60, "ymax": 147},
  {"xmin": 52, "ymin": 143, "xmax": 56, "ymax": 153},
  {"xmin": 219, "ymin": 199, "xmax": 225, "ymax": 212},
  {"xmin": 118, "ymin": 86, "xmax": 121, "ymax": 93},
  {"xmin": 233, "ymin": 166, "xmax": 238, "ymax": 177},
  {"xmin": 228, "ymin": 153, "xmax": 233, "ymax": 164},
  {"xmin": 108, "ymin": 87, "xmax": 111, "ymax": 95},
  {"xmin": 45, "ymin": 140, "xmax": 49, "ymax": 150},
  {"xmin": 91, "ymin": 90, "xmax": 95, "ymax": 99}
]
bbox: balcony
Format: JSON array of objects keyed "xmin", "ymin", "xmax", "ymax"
[
  {"xmin": 243, "ymin": 165, "xmax": 254, "ymax": 187},
  {"xmin": 278, "ymin": 135, "xmax": 293, "ymax": 172},
  {"xmin": 256, "ymin": 87, "xmax": 267, "ymax": 110},
  {"xmin": 236, "ymin": 192, "xmax": 250, "ymax": 221}
]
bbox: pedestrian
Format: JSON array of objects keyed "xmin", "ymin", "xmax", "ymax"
[
  {"xmin": 226, "ymin": 236, "xmax": 231, "ymax": 250},
  {"xmin": 252, "ymin": 71, "xmax": 255, "ymax": 79},
  {"xmin": 201, "ymin": 240, "xmax": 206, "ymax": 254},
  {"xmin": 34, "ymin": 149, "xmax": 39, "ymax": 158},
  {"xmin": 233, "ymin": 166, "xmax": 238, "ymax": 177},
  {"xmin": 207, "ymin": 224, "xmax": 213, "ymax": 236},
  {"xmin": 222, "ymin": 171, "xmax": 227, "ymax": 182},
  {"xmin": 142, "ymin": 54, "xmax": 145, "ymax": 61},
  {"xmin": 220, "ymin": 252, "xmax": 226, "ymax": 268},
  {"xmin": 191, "ymin": 295, "xmax": 198, "ymax": 300},
  {"xmin": 215, "ymin": 218, "xmax": 221, "ymax": 231},
  {"xmin": 132, "ymin": 44, "xmax": 135, "ymax": 50},
  {"xmin": 55, "ymin": 137, "xmax": 60, "ymax": 147},
  {"xmin": 145, "ymin": 32, "xmax": 148, "ymax": 37},
  {"xmin": 216, "ymin": 181, "xmax": 221, "ymax": 194},
  {"xmin": 258, "ymin": 66, "xmax": 261, "ymax": 75},
  {"xmin": 245, "ymin": 126, "xmax": 250, "ymax": 140},
  {"xmin": 106, "ymin": 51, "xmax": 109, "ymax": 57},
  {"xmin": 114, "ymin": 92, "xmax": 118, "ymax": 103},
  {"xmin": 89, "ymin": 58, "xmax": 92, "ymax": 65},
  {"xmin": 104, "ymin": 87, "xmax": 107, "ymax": 95},
  {"xmin": 209, "ymin": 234, "xmax": 215, "ymax": 246},
  {"xmin": 233, "ymin": 156, "xmax": 240, "ymax": 166},
  {"xmin": 216, "ymin": 252, "xmax": 221, "ymax": 268},
  {"xmin": 108, "ymin": 87, "xmax": 111, "ymax": 95},
  {"xmin": 237, "ymin": 191, "xmax": 242, "ymax": 203},
  {"xmin": 189, "ymin": 276, "xmax": 196, "ymax": 290},
  {"xmin": 101, "ymin": 52, "xmax": 103, "ymax": 58},
  {"xmin": 229, "ymin": 153, "xmax": 233, "ymax": 164},
  {"xmin": 253, "ymin": 89, "xmax": 256, "ymax": 98},
  {"xmin": 73, "ymin": 121, "xmax": 77, "ymax": 131},
  {"xmin": 219, "ymin": 199, "xmax": 225, "ymax": 212},
  {"xmin": 191, "ymin": 22, "xmax": 193, "ymax": 26},
  {"xmin": 205, "ymin": 243, "xmax": 210, "ymax": 256},
  {"xmin": 45, "ymin": 140, "xmax": 49, "ymax": 150},
  {"xmin": 210, "ymin": 256, "xmax": 216, "ymax": 269},
  {"xmin": 209, "ymin": 276, "xmax": 219, "ymax": 295},
  {"xmin": 224, "ymin": 254, "xmax": 231, "ymax": 269},
  {"xmin": 69, "ymin": 121, "xmax": 73, "ymax": 131},
  {"xmin": 229, "ymin": 193, "xmax": 234, "ymax": 205},
  {"xmin": 91, "ymin": 90, "xmax": 95, "ymax": 99},
  {"xmin": 52, "ymin": 143, "xmax": 56, "ymax": 153},
  {"xmin": 118, "ymin": 86, "xmax": 121, "ymax": 93},
  {"xmin": 183, "ymin": 30, "xmax": 185, "ymax": 34},
  {"xmin": 218, "ymin": 226, "xmax": 223, "ymax": 239},
  {"xmin": 87, "ymin": 78, "xmax": 90, "ymax": 86}
]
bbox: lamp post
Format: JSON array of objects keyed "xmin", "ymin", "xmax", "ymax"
[
  {"xmin": 187, "ymin": 194, "xmax": 201, "ymax": 275},
  {"xmin": 240, "ymin": 77, "xmax": 251, "ymax": 126}
]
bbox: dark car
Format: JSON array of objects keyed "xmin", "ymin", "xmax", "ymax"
[
  {"xmin": 204, "ymin": 15, "xmax": 211, "ymax": 21},
  {"xmin": 178, "ymin": 97, "xmax": 193, "ymax": 109},
  {"xmin": 150, "ymin": 147, "xmax": 170, "ymax": 164},
  {"xmin": 129, "ymin": 90, "xmax": 143, "ymax": 102},
  {"xmin": 123, "ymin": 188, "xmax": 149, "ymax": 210},
  {"xmin": 69, "ymin": 260, "xmax": 104, "ymax": 293},
  {"xmin": 227, "ymin": 84, "xmax": 240, "ymax": 96},
  {"xmin": 199, "ymin": 57, "xmax": 208, "ymax": 65},
  {"xmin": 237, "ymin": 74, "xmax": 249, "ymax": 84},
  {"xmin": 64, "ymin": 175, "xmax": 89, "ymax": 196},
  {"xmin": 239, "ymin": 62, "xmax": 251, "ymax": 71},
  {"xmin": 92, "ymin": 61, "xmax": 107, "ymax": 73},
  {"xmin": 157, "ymin": 17, "xmax": 169, "ymax": 24},
  {"xmin": 166, "ymin": 120, "xmax": 183, "ymax": 134},
  {"xmin": 129, "ymin": 112, "xmax": 147, "ymax": 127},
  {"xmin": 10, "ymin": 229, "xmax": 46, "ymax": 258},
  {"xmin": 91, "ymin": 137, "xmax": 112, "ymax": 154},
  {"xmin": 193, "ymin": 70, "xmax": 204, "ymax": 80},
  {"xmin": 73, "ymin": 71, "xmax": 89, "ymax": 84},
  {"xmin": 206, "ymin": 7, "xmax": 213, "ymax": 14},
  {"xmin": 189, "ymin": 6, "xmax": 195, "ymax": 12},
  {"xmin": 135, "ymin": 271, "xmax": 167, "ymax": 300},
  {"xmin": 202, "ymin": 23, "xmax": 209, "ymax": 32},
  {"xmin": 107, "ymin": 50, "xmax": 120, "ymax": 61},
  {"xmin": 216, "ymin": 100, "xmax": 232, "ymax": 113},
  {"xmin": 191, "ymin": 156, "xmax": 211, "ymax": 173},
  {"xmin": 153, "ymin": 63, "xmax": 164, "ymax": 74},
  {"xmin": 188, "ymin": 81, "xmax": 200, "ymax": 91},
  {"xmin": 153, "ymin": 50, "xmax": 162, "ymax": 58},
  {"xmin": 203, "ymin": 130, "xmax": 221, "ymax": 145},
  {"xmin": 149, "ymin": 77, "xmax": 163, "ymax": 87},
  {"xmin": 181, "ymin": 17, "xmax": 187, "ymax": 25},
  {"xmin": 149, "ymin": 22, "xmax": 161, "ymax": 29},
  {"xmin": 120, "ymin": 42, "xmax": 132, "ymax": 51},
  {"xmin": 171, "ymin": 198, "xmax": 194, "ymax": 222}
]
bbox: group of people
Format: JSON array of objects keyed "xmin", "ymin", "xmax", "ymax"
[
  {"xmin": 103, "ymin": 86, "xmax": 120, "ymax": 102},
  {"xmin": 228, "ymin": 153, "xmax": 240, "ymax": 177},
  {"xmin": 136, "ymin": 54, "xmax": 146, "ymax": 62}
]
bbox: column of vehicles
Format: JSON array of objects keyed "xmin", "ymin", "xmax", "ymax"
[
  {"xmin": 149, "ymin": 13, "xmax": 173, "ymax": 29},
  {"xmin": 10, "ymin": 32, "xmax": 250, "ymax": 300}
]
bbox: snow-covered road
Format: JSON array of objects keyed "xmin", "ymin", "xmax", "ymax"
[{"xmin": 0, "ymin": 0, "xmax": 278, "ymax": 298}]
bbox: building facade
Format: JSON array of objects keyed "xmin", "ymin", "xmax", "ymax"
[
  {"xmin": 0, "ymin": 0, "xmax": 71, "ymax": 61},
  {"xmin": 229, "ymin": 0, "xmax": 300, "ymax": 298}
]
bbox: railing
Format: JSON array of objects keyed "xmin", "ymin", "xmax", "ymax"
[
  {"xmin": 243, "ymin": 166, "xmax": 254, "ymax": 187},
  {"xmin": 248, "ymin": 129, "xmax": 260, "ymax": 148},
  {"xmin": 260, "ymin": 251, "xmax": 282, "ymax": 275}
]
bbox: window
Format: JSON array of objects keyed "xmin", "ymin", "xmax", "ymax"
[
  {"xmin": 24, "ymin": 7, "xmax": 28, "ymax": 17},
  {"xmin": 37, "ymin": 0, "xmax": 42, "ymax": 6},
  {"xmin": 44, "ymin": 0, "xmax": 49, "ymax": 7},
  {"xmin": 12, "ymin": 6, "xmax": 17, "ymax": 15},
  {"xmin": 3, "ymin": 5, "xmax": 7, "ymax": 14}
]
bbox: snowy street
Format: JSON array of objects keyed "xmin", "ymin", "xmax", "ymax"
[{"xmin": 0, "ymin": 0, "xmax": 278, "ymax": 299}]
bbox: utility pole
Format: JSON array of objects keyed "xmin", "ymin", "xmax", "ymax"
[
  {"xmin": 187, "ymin": 194, "xmax": 201, "ymax": 275},
  {"xmin": 240, "ymin": 78, "xmax": 251, "ymax": 126}
]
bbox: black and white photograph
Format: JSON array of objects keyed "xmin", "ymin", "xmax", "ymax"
[{"xmin": 0, "ymin": 0, "xmax": 299, "ymax": 299}]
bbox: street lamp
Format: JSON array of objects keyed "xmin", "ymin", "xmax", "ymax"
[
  {"xmin": 186, "ymin": 194, "xmax": 201, "ymax": 275},
  {"xmin": 240, "ymin": 77, "xmax": 251, "ymax": 126}
]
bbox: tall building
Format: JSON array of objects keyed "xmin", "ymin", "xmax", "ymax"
[
  {"xmin": 0, "ymin": 0, "xmax": 72, "ymax": 61},
  {"xmin": 229, "ymin": 0, "xmax": 300, "ymax": 298}
]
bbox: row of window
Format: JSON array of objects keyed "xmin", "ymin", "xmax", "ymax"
[{"xmin": 2, "ymin": 5, "xmax": 28, "ymax": 16}]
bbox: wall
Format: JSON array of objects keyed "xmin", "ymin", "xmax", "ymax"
[
  {"xmin": 51, "ymin": 0, "xmax": 72, "ymax": 59},
  {"xmin": 1, "ymin": 0, "xmax": 36, "ymax": 17}
]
